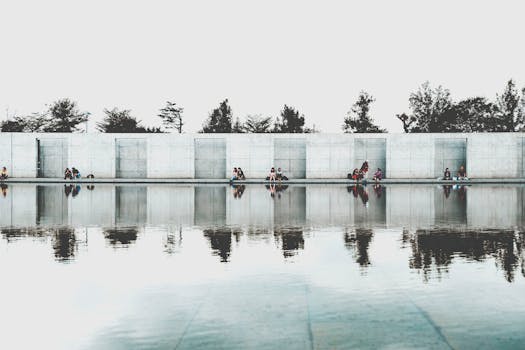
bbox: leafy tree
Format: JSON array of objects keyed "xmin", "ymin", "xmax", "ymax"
[
  {"xmin": 0, "ymin": 112, "xmax": 48, "ymax": 132},
  {"xmin": 232, "ymin": 117, "xmax": 244, "ymax": 133},
  {"xmin": 201, "ymin": 99, "xmax": 232, "ymax": 133},
  {"xmin": 158, "ymin": 101, "xmax": 184, "ymax": 133},
  {"xmin": 243, "ymin": 115, "xmax": 273, "ymax": 133},
  {"xmin": 396, "ymin": 113, "xmax": 417, "ymax": 133},
  {"xmin": 0, "ymin": 119, "xmax": 25, "ymax": 132},
  {"xmin": 408, "ymin": 82, "xmax": 453, "ymax": 132},
  {"xmin": 343, "ymin": 92, "xmax": 386, "ymax": 133},
  {"xmin": 273, "ymin": 105, "xmax": 305, "ymax": 133},
  {"xmin": 496, "ymin": 79, "xmax": 523, "ymax": 132},
  {"xmin": 452, "ymin": 97, "xmax": 499, "ymax": 132},
  {"xmin": 44, "ymin": 98, "xmax": 89, "ymax": 132},
  {"xmin": 97, "ymin": 108, "xmax": 162, "ymax": 133}
]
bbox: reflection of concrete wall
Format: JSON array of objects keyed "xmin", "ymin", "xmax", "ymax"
[
  {"xmin": 306, "ymin": 186, "xmax": 353, "ymax": 227},
  {"xmin": 37, "ymin": 185, "xmax": 68, "ymax": 225},
  {"xmin": 115, "ymin": 186, "xmax": 148, "ymax": 225},
  {"xmin": 148, "ymin": 186, "xmax": 194, "ymax": 226},
  {"xmin": 467, "ymin": 186, "xmax": 519, "ymax": 228},
  {"xmin": 274, "ymin": 186, "xmax": 306, "ymax": 226},
  {"xmin": 226, "ymin": 186, "xmax": 273, "ymax": 227},
  {"xmin": 70, "ymin": 185, "xmax": 115, "ymax": 226},
  {"xmin": 194, "ymin": 186, "xmax": 227, "ymax": 226},
  {"xmin": 0, "ymin": 185, "xmax": 37, "ymax": 227},
  {"xmin": 434, "ymin": 186, "xmax": 467, "ymax": 226},
  {"xmin": 386, "ymin": 185, "xmax": 435, "ymax": 228}
]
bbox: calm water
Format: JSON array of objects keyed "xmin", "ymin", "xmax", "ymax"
[{"xmin": 0, "ymin": 184, "xmax": 524, "ymax": 349}]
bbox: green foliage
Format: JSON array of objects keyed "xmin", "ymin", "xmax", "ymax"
[
  {"xmin": 243, "ymin": 115, "xmax": 273, "ymax": 133},
  {"xmin": 97, "ymin": 108, "xmax": 162, "ymax": 133},
  {"xmin": 201, "ymin": 99, "xmax": 232, "ymax": 133},
  {"xmin": 0, "ymin": 119, "xmax": 25, "ymax": 132},
  {"xmin": 273, "ymin": 105, "xmax": 305, "ymax": 133},
  {"xmin": 343, "ymin": 92, "xmax": 386, "ymax": 133},
  {"xmin": 232, "ymin": 117, "xmax": 244, "ymax": 133},
  {"xmin": 158, "ymin": 101, "xmax": 184, "ymax": 133},
  {"xmin": 44, "ymin": 98, "xmax": 89, "ymax": 132},
  {"xmin": 398, "ymin": 80, "xmax": 525, "ymax": 133},
  {"xmin": 1, "ymin": 112, "xmax": 49, "ymax": 132}
]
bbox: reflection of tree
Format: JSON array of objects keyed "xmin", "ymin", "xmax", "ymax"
[
  {"xmin": 274, "ymin": 228, "xmax": 304, "ymax": 258},
  {"xmin": 1, "ymin": 228, "xmax": 47, "ymax": 243},
  {"xmin": 203, "ymin": 228, "xmax": 232, "ymax": 262},
  {"xmin": 104, "ymin": 227, "xmax": 139, "ymax": 247},
  {"xmin": 408, "ymin": 229, "xmax": 524, "ymax": 282},
  {"xmin": 345, "ymin": 228, "xmax": 373, "ymax": 267},
  {"xmin": 52, "ymin": 227, "xmax": 76, "ymax": 262}
]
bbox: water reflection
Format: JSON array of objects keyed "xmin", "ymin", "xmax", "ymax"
[
  {"xmin": 2, "ymin": 184, "xmax": 525, "ymax": 281},
  {"xmin": 404, "ymin": 229, "xmax": 525, "ymax": 282},
  {"xmin": 344, "ymin": 228, "xmax": 373, "ymax": 268}
]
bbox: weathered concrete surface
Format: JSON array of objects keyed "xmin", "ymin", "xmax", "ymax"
[{"xmin": 0, "ymin": 132, "xmax": 523, "ymax": 179}]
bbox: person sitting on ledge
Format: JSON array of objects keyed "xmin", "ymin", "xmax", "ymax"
[
  {"xmin": 443, "ymin": 167, "xmax": 452, "ymax": 180},
  {"xmin": 64, "ymin": 168, "xmax": 73, "ymax": 180},
  {"xmin": 457, "ymin": 165, "xmax": 468, "ymax": 180},
  {"xmin": 276, "ymin": 167, "xmax": 288, "ymax": 181},
  {"xmin": 360, "ymin": 160, "xmax": 369, "ymax": 179},
  {"xmin": 0, "ymin": 167, "xmax": 8, "ymax": 180},
  {"xmin": 267, "ymin": 167, "xmax": 276, "ymax": 182},
  {"xmin": 372, "ymin": 168, "xmax": 383, "ymax": 182},
  {"xmin": 237, "ymin": 167, "xmax": 245, "ymax": 180},
  {"xmin": 86, "ymin": 174, "xmax": 95, "ymax": 179},
  {"xmin": 348, "ymin": 168, "xmax": 362, "ymax": 181},
  {"xmin": 72, "ymin": 167, "xmax": 81, "ymax": 179},
  {"xmin": 230, "ymin": 167, "xmax": 238, "ymax": 182}
]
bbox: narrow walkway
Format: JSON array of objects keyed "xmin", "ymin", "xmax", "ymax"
[{"xmin": 2, "ymin": 178, "xmax": 525, "ymax": 184}]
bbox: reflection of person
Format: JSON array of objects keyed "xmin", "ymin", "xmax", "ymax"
[
  {"xmin": 373, "ymin": 184, "xmax": 383, "ymax": 198},
  {"xmin": 0, "ymin": 167, "xmax": 8, "ymax": 180},
  {"xmin": 443, "ymin": 168, "xmax": 452, "ymax": 180},
  {"xmin": 72, "ymin": 185, "xmax": 81, "ymax": 197},
  {"xmin": 443, "ymin": 185, "xmax": 452, "ymax": 198},
  {"xmin": 357, "ymin": 185, "xmax": 369, "ymax": 206},
  {"xmin": 64, "ymin": 184, "xmax": 73, "ymax": 197},
  {"xmin": 231, "ymin": 184, "xmax": 245, "ymax": 199},
  {"xmin": 87, "ymin": 185, "xmax": 95, "ymax": 191},
  {"xmin": 269, "ymin": 183, "xmax": 276, "ymax": 198},
  {"xmin": 457, "ymin": 185, "xmax": 467, "ymax": 200},
  {"xmin": 1, "ymin": 184, "xmax": 7, "ymax": 197}
]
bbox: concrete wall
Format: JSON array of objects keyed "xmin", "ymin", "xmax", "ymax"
[{"xmin": 0, "ymin": 132, "xmax": 524, "ymax": 179}]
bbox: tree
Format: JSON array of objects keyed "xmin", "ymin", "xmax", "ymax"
[
  {"xmin": 343, "ymin": 92, "xmax": 386, "ymax": 133},
  {"xmin": 158, "ymin": 101, "xmax": 184, "ymax": 133},
  {"xmin": 452, "ymin": 97, "xmax": 500, "ymax": 132},
  {"xmin": 0, "ymin": 119, "xmax": 25, "ymax": 132},
  {"xmin": 496, "ymin": 79, "xmax": 523, "ymax": 132},
  {"xmin": 273, "ymin": 105, "xmax": 305, "ymax": 133},
  {"xmin": 243, "ymin": 115, "xmax": 273, "ymax": 133},
  {"xmin": 232, "ymin": 117, "xmax": 244, "ymax": 133},
  {"xmin": 44, "ymin": 98, "xmax": 89, "ymax": 132},
  {"xmin": 97, "ymin": 108, "xmax": 162, "ymax": 133},
  {"xmin": 0, "ymin": 112, "xmax": 48, "ymax": 132},
  {"xmin": 201, "ymin": 99, "xmax": 232, "ymax": 133},
  {"xmin": 398, "ymin": 82, "xmax": 454, "ymax": 133}
]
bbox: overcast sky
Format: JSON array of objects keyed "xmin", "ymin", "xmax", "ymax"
[{"xmin": 0, "ymin": 0, "xmax": 524, "ymax": 133}]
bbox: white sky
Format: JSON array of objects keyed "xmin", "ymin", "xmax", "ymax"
[{"xmin": 0, "ymin": 0, "xmax": 524, "ymax": 133}]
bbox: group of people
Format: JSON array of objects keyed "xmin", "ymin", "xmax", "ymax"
[
  {"xmin": 348, "ymin": 161, "xmax": 383, "ymax": 183},
  {"xmin": 64, "ymin": 167, "xmax": 81, "ymax": 180},
  {"xmin": 443, "ymin": 165, "xmax": 468, "ymax": 181},
  {"xmin": 268, "ymin": 167, "xmax": 288, "ymax": 182},
  {"xmin": 1, "ymin": 167, "xmax": 8, "ymax": 180},
  {"xmin": 230, "ymin": 167, "xmax": 246, "ymax": 181}
]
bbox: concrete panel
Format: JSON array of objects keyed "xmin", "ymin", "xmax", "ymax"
[
  {"xmin": 229, "ymin": 135, "xmax": 272, "ymax": 179},
  {"xmin": 467, "ymin": 134, "xmax": 519, "ymax": 178},
  {"xmin": 354, "ymin": 138, "xmax": 386, "ymax": 177},
  {"xmin": 70, "ymin": 134, "xmax": 115, "ymax": 178},
  {"xmin": 274, "ymin": 138, "xmax": 306, "ymax": 179},
  {"xmin": 147, "ymin": 185, "xmax": 194, "ymax": 226},
  {"xmin": 116, "ymin": 139, "xmax": 147, "ymax": 178},
  {"xmin": 0, "ymin": 135, "xmax": 12, "ymax": 176},
  {"xmin": 149, "ymin": 135, "xmax": 193, "ymax": 178},
  {"xmin": 386, "ymin": 185, "xmax": 435, "ymax": 228},
  {"xmin": 115, "ymin": 186, "xmax": 147, "ymax": 225},
  {"xmin": 194, "ymin": 186, "xmax": 226, "ymax": 226},
  {"xmin": 434, "ymin": 138, "xmax": 467, "ymax": 177},
  {"xmin": 195, "ymin": 138, "xmax": 226, "ymax": 179},
  {"xmin": 226, "ymin": 185, "xmax": 273, "ymax": 227},
  {"xmin": 37, "ymin": 138, "xmax": 68, "ymax": 178}
]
